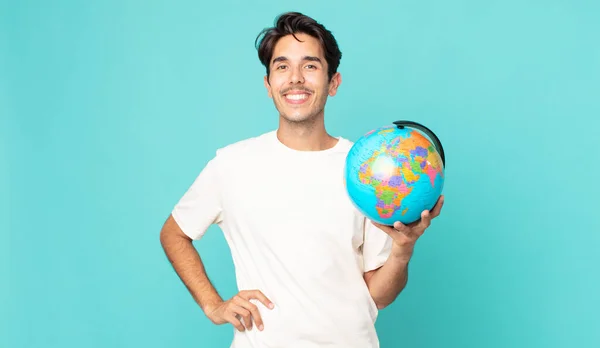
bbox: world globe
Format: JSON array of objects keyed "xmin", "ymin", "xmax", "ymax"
[{"xmin": 344, "ymin": 120, "xmax": 446, "ymax": 225}]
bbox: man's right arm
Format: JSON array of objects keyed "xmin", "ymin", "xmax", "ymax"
[
  {"xmin": 159, "ymin": 214, "xmax": 224, "ymax": 315},
  {"xmin": 163, "ymin": 156, "xmax": 273, "ymax": 331},
  {"xmin": 159, "ymin": 214, "xmax": 274, "ymax": 331},
  {"xmin": 160, "ymin": 215, "xmax": 273, "ymax": 331}
]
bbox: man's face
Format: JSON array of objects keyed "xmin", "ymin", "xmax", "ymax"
[{"xmin": 264, "ymin": 33, "xmax": 341, "ymax": 124}]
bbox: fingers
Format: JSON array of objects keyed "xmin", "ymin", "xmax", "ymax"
[
  {"xmin": 236, "ymin": 302, "xmax": 254, "ymax": 330},
  {"xmin": 373, "ymin": 221, "xmax": 412, "ymax": 241},
  {"xmin": 224, "ymin": 306, "xmax": 246, "ymax": 332},
  {"xmin": 418, "ymin": 210, "xmax": 432, "ymax": 230},
  {"xmin": 240, "ymin": 290, "xmax": 274, "ymax": 310},
  {"xmin": 370, "ymin": 196, "xmax": 445, "ymax": 247},
  {"xmin": 392, "ymin": 221, "xmax": 420, "ymax": 242},
  {"xmin": 417, "ymin": 195, "xmax": 444, "ymax": 230},
  {"xmin": 225, "ymin": 290, "xmax": 273, "ymax": 332},
  {"xmin": 431, "ymin": 195, "xmax": 445, "ymax": 217},
  {"xmin": 233, "ymin": 295, "xmax": 264, "ymax": 331}
]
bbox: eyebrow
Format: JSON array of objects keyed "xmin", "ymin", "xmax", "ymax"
[{"xmin": 271, "ymin": 56, "xmax": 322, "ymax": 64}]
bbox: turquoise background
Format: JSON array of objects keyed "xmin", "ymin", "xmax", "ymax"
[{"xmin": 3, "ymin": 0, "xmax": 599, "ymax": 347}]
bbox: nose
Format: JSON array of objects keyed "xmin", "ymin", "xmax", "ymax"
[{"xmin": 289, "ymin": 65, "xmax": 305, "ymax": 84}]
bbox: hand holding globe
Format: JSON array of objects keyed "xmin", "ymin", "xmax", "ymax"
[{"xmin": 372, "ymin": 194, "xmax": 444, "ymax": 261}]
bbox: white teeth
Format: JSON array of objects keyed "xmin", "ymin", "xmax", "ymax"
[{"xmin": 286, "ymin": 94, "xmax": 308, "ymax": 100}]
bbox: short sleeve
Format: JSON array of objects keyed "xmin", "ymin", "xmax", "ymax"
[
  {"xmin": 362, "ymin": 219, "xmax": 393, "ymax": 272},
  {"xmin": 171, "ymin": 156, "xmax": 223, "ymax": 240}
]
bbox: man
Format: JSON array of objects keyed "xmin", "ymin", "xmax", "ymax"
[{"xmin": 160, "ymin": 11, "xmax": 444, "ymax": 348}]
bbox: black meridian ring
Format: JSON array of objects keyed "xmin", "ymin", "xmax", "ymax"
[{"xmin": 393, "ymin": 120, "xmax": 446, "ymax": 167}]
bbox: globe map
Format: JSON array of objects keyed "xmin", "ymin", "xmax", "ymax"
[{"xmin": 344, "ymin": 125, "xmax": 445, "ymax": 225}]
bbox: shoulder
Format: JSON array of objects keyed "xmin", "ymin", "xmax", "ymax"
[
  {"xmin": 212, "ymin": 130, "xmax": 275, "ymax": 162},
  {"xmin": 334, "ymin": 137, "xmax": 355, "ymax": 154}
]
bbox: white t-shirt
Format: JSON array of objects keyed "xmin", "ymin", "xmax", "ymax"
[{"xmin": 172, "ymin": 130, "xmax": 392, "ymax": 348}]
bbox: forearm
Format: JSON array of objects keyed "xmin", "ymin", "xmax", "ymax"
[
  {"xmin": 160, "ymin": 229, "xmax": 223, "ymax": 312},
  {"xmin": 365, "ymin": 255, "xmax": 409, "ymax": 309}
]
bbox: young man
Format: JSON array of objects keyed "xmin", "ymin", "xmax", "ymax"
[{"xmin": 160, "ymin": 12, "xmax": 444, "ymax": 348}]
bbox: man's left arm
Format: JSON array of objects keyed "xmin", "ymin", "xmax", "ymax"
[{"xmin": 364, "ymin": 195, "xmax": 445, "ymax": 309}]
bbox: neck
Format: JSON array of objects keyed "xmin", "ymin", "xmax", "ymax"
[{"xmin": 276, "ymin": 114, "xmax": 338, "ymax": 151}]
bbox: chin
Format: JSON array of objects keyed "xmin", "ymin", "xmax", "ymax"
[
  {"xmin": 278, "ymin": 106, "xmax": 323, "ymax": 124},
  {"xmin": 281, "ymin": 113, "xmax": 315, "ymax": 124}
]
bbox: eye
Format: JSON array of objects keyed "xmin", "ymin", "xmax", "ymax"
[
  {"xmin": 276, "ymin": 65, "xmax": 287, "ymax": 70},
  {"xmin": 305, "ymin": 64, "xmax": 317, "ymax": 70}
]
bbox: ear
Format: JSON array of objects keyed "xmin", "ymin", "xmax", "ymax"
[
  {"xmin": 328, "ymin": 72, "xmax": 342, "ymax": 97},
  {"xmin": 264, "ymin": 75, "xmax": 272, "ymax": 98}
]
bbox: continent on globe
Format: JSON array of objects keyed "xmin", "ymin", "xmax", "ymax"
[{"xmin": 347, "ymin": 124, "xmax": 445, "ymax": 224}]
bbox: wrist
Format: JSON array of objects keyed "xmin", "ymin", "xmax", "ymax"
[
  {"xmin": 201, "ymin": 297, "xmax": 224, "ymax": 315},
  {"xmin": 390, "ymin": 242, "xmax": 414, "ymax": 262},
  {"xmin": 203, "ymin": 300, "xmax": 226, "ymax": 324}
]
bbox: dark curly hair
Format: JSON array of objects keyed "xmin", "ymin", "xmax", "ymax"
[{"xmin": 255, "ymin": 12, "xmax": 342, "ymax": 81}]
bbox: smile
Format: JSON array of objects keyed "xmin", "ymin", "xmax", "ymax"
[
  {"xmin": 285, "ymin": 93, "xmax": 309, "ymax": 100},
  {"xmin": 283, "ymin": 92, "xmax": 311, "ymax": 104}
]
